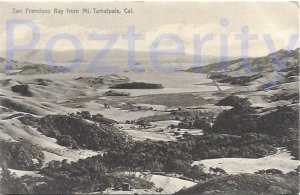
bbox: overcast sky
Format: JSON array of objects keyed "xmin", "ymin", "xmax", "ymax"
[{"xmin": 0, "ymin": 2, "xmax": 298, "ymax": 57}]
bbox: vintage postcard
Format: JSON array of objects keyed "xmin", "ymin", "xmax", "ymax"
[{"xmin": 0, "ymin": 1, "xmax": 299, "ymax": 194}]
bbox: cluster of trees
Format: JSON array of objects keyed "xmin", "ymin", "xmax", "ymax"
[
  {"xmin": 38, "ymin": 158, "xmax": 113, "ymax": 193},
  {"xmin": 212, "ymin": 96, "xmax": 299, "ymax": 137},
  {"xmin": 0, "ymin": 164, "xmax": 29, "ymax": 194},
  {"xmin": 0, "ymin": 139, "xmax": 44, "ymax": 170},
  {"xmin": 255, "ymin": 169, "xmax": 284, "ymax": 175},
  {"xmin": 0, "ymin": 155, "xmax": 155, "ymax": 194},
  {"xmin": 100, "ymin": 132, "xmax": 278, "ymax": 176},
  {"xmin": 177, "ymin": 115, "xmax": 214, "ymax": 130},
  {"xmin": 38, "ymin": 114, "xmax": 133, "ymax": 150},
  {"xmin": 189, "ymin": 133, "xmax": 276, "ymax": 159},
  {"xmin": 102, "ymin": 140, "xmax": 193, "ymax": 172},
  {"xmin": 216, "ymin": 95, "xmax": 253, "ymax": 109},
  {"xmin": 109, "ymin": 82, "xmax": 163, "ymax": 89},
  {"xmin": 19, "ymin": 111, "xmax": 132, "ymax": 150},
  {"xmin": 269, "ymin": 92, "xmax": 299, "ymax": 103},
  {"xmin": 168, "ymin": 110, "xmax": 215, "ymax": 130},
  {"xmin": 75, "ymin": 111, "xmax": 117, "ymax": 125},
  {"xmin": 211, "ymin": 106, "xmax": 258, "ymax": 135},
  {"xmin": 57, "ymin": 135, "xmax": 79, "ymax": 149},
  {"xmin": 257, "ymin": 106, "xmax": 299, "ymax": 137},
  {"xmin": 211, "ymin": 96, "xmax": 299, "ymax": 159},
  {"xmin": 176, "ymin": 173, "xmax": 299, "ymax": 194}
]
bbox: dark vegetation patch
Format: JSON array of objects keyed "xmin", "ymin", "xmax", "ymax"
[
  {"xmin": 176, "ymin": 173, "xmax": 299, "ymax": 194},
  {"xmin": 211, "ymin": 96, "xmax": 299, "ymax": 159},
  {"xmin": 101, "ymin": 132, "xmax": 277, "ymax": 177},
  {"xmin": 0, "ymin": 139, "xmax": 44, "ymax": 170},
  {"xmin": 0, "ymin": 162, "xmax": 154, "ymax": 194},
  {"xmin": 56, "ymin": 135, "xmax": 79, "ymax": 149},
  {"xmin": 78, "ymin": 110, "xmax": 117, "ymax": 125},
  {"xmin": 269, "ymin": 92, "xmax": 299, "ymax": 103},
  {"xmin": 11, "ymin": 84, "xmax": 33, "ymax": 96},
  {"xmin": 211, "ymin": 106, "xmax": 258, "ymax": 135},
  {"xmin": 210, "ymin": 74, "xmax": 263, "ymax": 86},
  {"xmin": 19, "ymin": 111, "xmax": 131, "ymax": 150},
  {"xmin": 255, "ymin": 169, "xmax": 284, "ymax": 175},
  {"xmin": 176, "ymin": 112, "xmax": 214, "ymax": 130},
  {"xmin": 0, "ymin": 164, "xmax": 31, "ymax": 194},
  {"xmin": 32, "ymin": 78, "xmax": 53, "ymax": 86},
  {"xmin": 212, "ymin": 96, "xmax": 298, "ymax": 137},
  {"xmin": 109, "ymin": 82, "xmax": 163, "ymax": 89},
  {"xmin": 75, "ymin": 74, "xmax": 129, "ymax": 87},
  {"xmin": 18, "ymin": 114, "xmax": 40, "ymax": 127},
  {"xmin": 11, "ymin": 64, "xmax": 71, "ymax": 75},
  {"xmin": 38, "ymin": 158, "xmax": 154, "ymax": 193},
  {"xmin": 134, "ymin": 109, "xmax": 215, "ymax": 130},
  {"xmin": 188, "ymin": 133, "xmax": 276, "ymax": 160},
  {"xmin": 256, "ymin": 106, "xmax": 299, "ymax": 137},
  {"xmin": 75, "ymin": 76, "xmax": 105, "ymax": 85},
  {"xmin": 216, "ymin": 95, "xmax": 252, "ymax": 108}
]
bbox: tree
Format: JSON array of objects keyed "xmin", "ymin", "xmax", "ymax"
[{"xmin": 0, "ymin": 163, "xmax": 28, "ymax": 194}]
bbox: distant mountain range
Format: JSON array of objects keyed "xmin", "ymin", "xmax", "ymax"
[
  {"xmin": 1, "ymin": 48, "xmax": 298, "ymax": 75},
  {"xmin": 186, "ymin": 48, "xmax": 299, "ymax": 74},
  {"xmin": 2, "ymin": 49, "xmax": 219, "ymax": 66}
]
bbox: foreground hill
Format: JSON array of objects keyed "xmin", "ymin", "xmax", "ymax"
[{"xmin": 176, "ymin": 173, "xmax": 299, "ymax": 194}]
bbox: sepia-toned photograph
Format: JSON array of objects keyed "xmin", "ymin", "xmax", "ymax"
[{"xmin": 0, "ymin": 1, "xmax": 299, "ymax": 194}]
